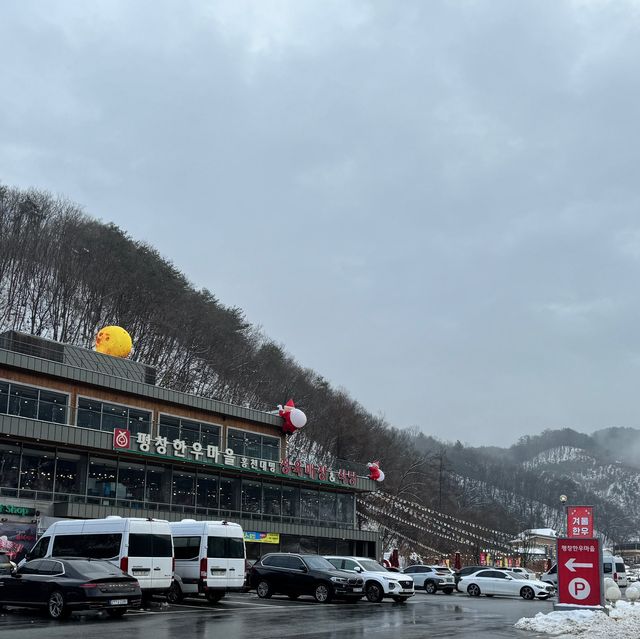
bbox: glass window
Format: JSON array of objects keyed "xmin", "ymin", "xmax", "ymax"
[
  {"xmin": 158, "ymin": 415, "xmax": 221, "ymax": 449},
  {"xmin": 9, "ymin": 384, "xmax": 38, "ymax": 418},
  {"xmin": 0, "ymin": 444, "xmax": 20, "ymax": 489},
  {"xmin": 337, "ymin": 493, "xmax": 354, "ymax": 524},
  {"xmin": 319, "ymin": 492, "xmax": 336, "ymax": 522},
  {"xmin": 300, "ymin": 489, "xmax": 319, "ymax": 520},
  {"xmin": 0, "ymin": 381, "xmax": 8, "ymax": 413},
  {"xmin": 77, "ymin": 398, "xmax": 101, "ymax": 430},
  {"xmin": 207, "ymin": 537, "xmax": 245, "ymax": 559},
  {"xmin": 281, "ymin": 486, "xmax": 299, "ymax": 518},
  {"xmin": 118, "ymin": 462, "xmax": 145, "ymax": 502},
  {"xmin": 128, "ymin": 534, "xmax": 172, "ymax": 557},
  {"xmin": 197, "ymin": 474, "xmax": 218, "ymax": 509},
  {"xmin": 29, "ymin": 536, "xmax": 50, "ymax": 560},
  {"xmin": 242, "ymin": 480, "xmax": 262, "ymax": 513},
  {"xmin": 263, "ymin": 483, "xmax": 281, "ymax": 516},
  {"xmin": 174, "ymin": 536, "xmax": 201, "ymax": 560},
  {"xmin": 54, "ymin": 453, "xmax": 87, "ymax": 495},
  {"xmin": 19, "ymin": 448, "xmax": 55, "ymax": 492},
  {"xmin": 318, "ymin": 538, "xmax": 337, "ymax": 556},
  {"xmin": 87, "ymin": 457, "xmax": 118, "ymax": 499},
  {"xmin": 146, "ymin": 465, "xmax": 170, "ymax": 505},
  {"xmin": 227, "ymin": 429, "xmax": 280, "ymax": 461},
  {"xmin": 158, "ymin": 415, "xmax": 180, "ymax": 442},
  {"xmin": 38, "ymin": 390, "xmax": 67, "ymax": 423},
  {"xmin": 77, "ymin": 398, "xmax": 150, "ymax": 435},
  {"xmin": 172, "ymin": 471, "xmax": 195, "ymax": 506},
  {"xmin": 280, "ymin": 535, "xmax": 299, "ymax": 553},
  {"xmin": 300, "ymin": 537, "xmax": 318, "ymax": 554},
  {"xmin": 220, "ymin": 477, "xmax": 240, "ymax": 512},
  {"xmin": 53, "ymin": 533, "xmax": 122, "ymax": 559}
]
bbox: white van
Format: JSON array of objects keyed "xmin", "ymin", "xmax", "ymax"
[
  {"xmin": 604, "ymin": 554, "xmax": 628, "ymax": 587},
  {"xmin": 169, "ymin": 519, "xmax": 245, "ymax": 604},
  {"xmin": 26, "ymin": 516, "xmax": 174, "ymax": 597}
]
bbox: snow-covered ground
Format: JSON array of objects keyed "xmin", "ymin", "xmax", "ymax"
[{"xmin": 515, "ymin": 601, "xmax": 640, "ymax": 638}]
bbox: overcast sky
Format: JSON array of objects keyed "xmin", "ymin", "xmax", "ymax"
[{"xmin": 2, "ymin": 0, "xmax": 640, "ymax": 446}]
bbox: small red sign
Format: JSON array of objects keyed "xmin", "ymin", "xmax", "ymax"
[
  {"xmin": 557, "ymin": 537, "xmax": 602, "ymax": 607},
  {"xmin": 113, "ymin": 428, "xmax": 131, "ymax": 449},
  {"xmin": 567, "ymin": 506, "xmax": 594, "ymax": 538}
]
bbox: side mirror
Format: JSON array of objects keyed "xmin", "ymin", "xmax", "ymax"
[
  {"xmin": 354, "ymin": 566, "xmax": 363, "ymax": 573},
  {"xmin": 11, "ymin": 571, "xmax": 21, "ymax": 578},
  {"xmin": 300, "ymin": 566, "xmax": 308, "ymax": 573}
]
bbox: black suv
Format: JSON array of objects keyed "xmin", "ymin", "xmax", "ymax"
[{"xmin": 250, "ymin": 553, "xmax": 364, "ymax": 603}]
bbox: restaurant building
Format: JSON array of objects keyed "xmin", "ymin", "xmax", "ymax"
[{"xmin": 0, "ymin": 331, "xmax": 379, "ymax": 562}]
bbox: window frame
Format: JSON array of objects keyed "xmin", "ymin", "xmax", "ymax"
[
  {"xmin": 0, "ymin": 378, "xmax": 69, "ymax": 424},
  {"xmin": 226, "ymin": 426, "xmax": 281, "ymax": 462},
  {"xmin": 75, "ymin": 395, "xmax": 152, "ymax": 435},
  {"xmin": 158, "ymin": 412, "xmax": 222, "ymax": 449}
]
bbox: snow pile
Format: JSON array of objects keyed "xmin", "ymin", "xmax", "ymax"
[{"xmin": 515, "ymin": 602, "xmax": 640, "ymax": 638}]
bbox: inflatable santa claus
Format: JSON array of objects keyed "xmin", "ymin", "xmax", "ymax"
[{"xmin": 277, "ymin": 399, "xmax": 307, "ymax": 434}]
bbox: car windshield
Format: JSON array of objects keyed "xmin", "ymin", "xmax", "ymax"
[
  {"xmin": 303, "ymin": 556, "xmax": 336, "ymax": 571},
  {"xmin": 359, "ymin": 560, "xmax": 388, "ymax": 572}
]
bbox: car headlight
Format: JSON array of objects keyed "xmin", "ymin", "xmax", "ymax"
[{"xmin": 330, "ymin": 576, "xmax": 348, "ymax": 584}]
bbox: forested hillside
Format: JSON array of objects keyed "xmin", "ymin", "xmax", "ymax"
[{"xmin": 2, "ymin": 184, "xmax": 637, "ymax": 555}]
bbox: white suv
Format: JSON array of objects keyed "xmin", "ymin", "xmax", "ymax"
[
  {"xmin": 325, "ymin": 556, "xmax": 414, "ymax": 603},
  {"xmin": 402, "ymin": 565, "xmax": 456, "ymax": 594}
]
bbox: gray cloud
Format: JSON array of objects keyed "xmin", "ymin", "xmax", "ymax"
[{"xmin": 2, "ymin": 0, "xmax": 640, "ymax": 445}]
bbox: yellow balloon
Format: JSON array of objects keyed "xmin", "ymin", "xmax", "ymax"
[{"xmin": 95, "ymin": 326, "xmax": 132, "ymax": 358}]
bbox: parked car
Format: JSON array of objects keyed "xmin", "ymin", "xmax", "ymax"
[
  {"xmin": 402, "ymin": 565, "xmax": 455, "ymax": 594},
  {"xmin": 509, "ymin": 567, "xmax": 536, "ymax": 580},
  {"xmin": 169, "ymin": 519, "xmax": 245, "ymax": 604},
  {"xmin": 325, "ymin": 556, "xmax": 414, "ymax": 603},
  {"xmin": 454, "ymin": 565, "xmax": 485, "ymax": 590},
  {"xmin": 250, "ymin": 553, "xmax": 364, "ymax": 603},
  {"xmin": 25, "ymin": 516, "xmax": 174, "ymax": 599},
  {"xmin": 459, "ymin": 568, "xmax": 555, "ymax": 600},
  {"xmin": 0, "ymin": 557, "xmax": 141, "ymax": 619},
  {"xmin": 541, "ymin": 563, "xmax": 557, "ymax": 587}
]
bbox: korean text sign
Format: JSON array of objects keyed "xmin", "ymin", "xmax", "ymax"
[
  {"xmin": 567, "ymin": 506, "xmax": 594, "ymax": 538},
  {"xmin": 557, "ymin": 537, "xmax": 603, "ymax": 607}
]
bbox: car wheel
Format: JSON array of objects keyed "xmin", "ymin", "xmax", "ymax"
[
  {"xmin": 314, "ymin": 583, "xmax": 333, "ymax": 603},
  {"xmin": 467, "ymin": 584, "xmax": 481, "ymax": 597},
  {"xmin": 47, "ymin": 590, "xmax": 70, "ymax": 619},
  {"xmin": 365, "ymin": 582, "xmax": 384, "ymax": 603},
  {"xmin": 106, "ymin": 608, "xmax": 127, "ymax": 618},
  {"xmin": 167, "ymin": 581, "xmax": 184, "ymax": 605},
  {"xmin": 443, "ymin": 588, "xmax": 454, "ymax": 595},
  {"xmin": 287, "ymin": 594, "xmax": 300, "ymax": 600},
  {"xmin": 206, "ymin": 591, "xmax": 225, "ymax": 604},
  {"xmin": 256, "ymin": 580, "xmax": 273, "ymax": 599},
  {"xmin": 425, "ymin": 581, "xmax": 438, "ymax": 595},
  {"xmin": 392, "ymin": 596, "xmax": 409, "ymax": 603},
  {"xmin": 521, "ymin": 587, "xmax": 535, "ymax": 601}
]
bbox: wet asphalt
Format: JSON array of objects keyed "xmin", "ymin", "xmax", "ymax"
[{"xmin": 0, "ymin": 591, "xmax": 553, "ymax": 638}]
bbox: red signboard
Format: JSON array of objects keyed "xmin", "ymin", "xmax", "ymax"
[
  {"xmin": 113, "ymin": 428, "xmax": 131, "ymax": 449},
  {"xmin": 567, "ymin": 506, "xmax": 594, "ymax": 538},
  {"xmin": 557, "ymin": 537, "xmax": 603, "ymax": 607}
]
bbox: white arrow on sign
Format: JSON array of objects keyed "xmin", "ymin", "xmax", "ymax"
[{"xmin": 565, "ymin": 558, "xmax": 593, "ymax": 572}]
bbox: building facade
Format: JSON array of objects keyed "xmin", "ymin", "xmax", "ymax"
[{"xmin": 0, "ymin": 332, "xmax": 379, "ymax": 562}]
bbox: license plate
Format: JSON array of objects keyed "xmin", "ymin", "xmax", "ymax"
[
  {"xmin": 109, "ymin": 599, "xmax": 127, "ymax": 606},
  {"xmin": 352, "ymin": 588, "xmax": 362, "ymax": 593},
  {"xmin": 132, "ymin": 570, "xmax": 148, "ymax": 576}
]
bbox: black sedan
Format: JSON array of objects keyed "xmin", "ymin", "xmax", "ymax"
[{"xmin": 0, "ymin": 557, "xmax": 142, "ymax": 619}]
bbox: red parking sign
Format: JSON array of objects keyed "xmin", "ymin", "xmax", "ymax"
[
  {"xmin": 567, "ymin": 506, "xmax": 594, "ymax": 538},
  {"xmin": 557, "ymin": 538, "xmax": 603, "ymax": 607}
]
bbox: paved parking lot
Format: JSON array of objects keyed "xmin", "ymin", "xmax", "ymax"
[{"xmin": 0, "ymin": 590, "xmax": 554, "ymax": 639}]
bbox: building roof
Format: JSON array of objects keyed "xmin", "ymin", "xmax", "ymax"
[{"xmin": 0, "ymin": 333, "xmax": 282, "ymax": 428}]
